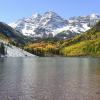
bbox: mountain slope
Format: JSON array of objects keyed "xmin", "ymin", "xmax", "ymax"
[
  {"xmin": 59, "ymin": 21, "xmax": 100, "ymax": 56},
  {"xmin": 9, "ymin": 12, "xmax": 100, "ymax": 39},
  {"xmin": 0, "ymin": 22, "xmax": 29, "ymax": 44},
  {"xmin": 24, "ymin": 21, "xmax": 100, "ymax": 57},
  {"xmin": 0, "ymin": 39, "xmax": 36, "ymax": 57},
  {"xmin": 6, "ymin": 45, "xmax": 36, "ymax": 57},
  {"xmin": 0, "ymin": 22, "xmax": 37, "ymax": 57}
]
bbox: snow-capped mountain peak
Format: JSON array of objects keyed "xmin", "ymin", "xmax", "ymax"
[
  {"xmin": 42, "ymin": 11, "xmax": 63, "ymax": 20},
  {"xmin": 9, "ymin": 12, "xmax": 100, "ymax": 39},
  {"xmin": 39, "ymin": 11, "xmax": 68, "ymax": 29}
]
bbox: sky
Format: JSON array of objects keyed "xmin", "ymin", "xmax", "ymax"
[{"xmin": 0, "ymin": 0, "xmax": 100, "ymax": 23}]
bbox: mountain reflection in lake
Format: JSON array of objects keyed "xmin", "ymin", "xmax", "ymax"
[{"xmin": 0, "ymin": 57, "xmax": 100, "ymax": 100}]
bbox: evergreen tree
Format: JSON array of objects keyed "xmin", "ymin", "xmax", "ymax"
[{"xmin": 0, "ymin": 43, "xmax": 5, "ymax": 55}]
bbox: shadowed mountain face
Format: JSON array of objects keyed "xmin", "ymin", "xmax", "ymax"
[{"xmin": 0, "ymin": 22, "xmax": 28, "ymax": 44}]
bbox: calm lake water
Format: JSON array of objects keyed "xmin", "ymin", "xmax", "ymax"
[{"xmin": 0, "ymin": 57, "xmax": 100, "ymax": 100}]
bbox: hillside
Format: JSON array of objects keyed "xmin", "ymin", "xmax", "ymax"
[
  {"xmin": 6, "ymin": 45, "xmax": 36, "ymax": 57},
  {"xmin": 0, "ymin": 22, "xmax": 36, "ymax": 57},
  {"xmin": 0, "ymin": 39, "xmax": 36, "ymax": 57},
  {"xmin": 0, "ymin": 22, "xmax": 30, "ymax": 44},
  {"xmin": 59, "ymin": 21, "xmax": 100, "ymax": 56}
]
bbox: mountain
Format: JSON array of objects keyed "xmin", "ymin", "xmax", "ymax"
[
  {"xmin": 0, "ymin": 22, "xmax": 30, "ymax": 44},
  {"xmin": 24, "ymin": 21, "xmax": 100, "ymax": 57},
  {"xmin": 59, "ymin": 21, "xmax": 100, "ymax": 56},
  {"xmin": 9, "ymin": 11, "xmax": 68, "ymax": 39},
  {"xmin": 9, "ymin": 11, "xmax": 100, "ymax": 39},
  {"xmin": 0, "ymin": 22, "xmax": 37, "ymax": 57}
]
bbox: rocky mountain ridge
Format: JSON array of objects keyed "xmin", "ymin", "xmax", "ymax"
[{"xmin": 9, "ymin": 12, "xmax": 100, "ymax": 39}]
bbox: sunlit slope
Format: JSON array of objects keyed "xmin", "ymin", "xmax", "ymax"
[{"xmin": 60, "ymin": 21, "xmax": 100, "ymax": 56}]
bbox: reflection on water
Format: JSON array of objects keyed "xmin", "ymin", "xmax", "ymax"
[{"xmin": 0, "ymin": 57, "xmax": 100, "ymax": 100}]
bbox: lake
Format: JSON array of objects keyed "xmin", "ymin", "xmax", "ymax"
[{"xmin": 0, "ymin": 57, "xmax": 100, "ymax": 100}]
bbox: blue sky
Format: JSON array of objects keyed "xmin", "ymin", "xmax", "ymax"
[{"xmin": 0, "ymin": 0, "xmax": 100, "ymax": 23}]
